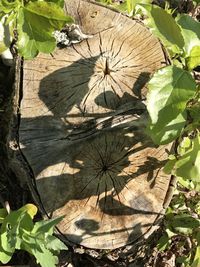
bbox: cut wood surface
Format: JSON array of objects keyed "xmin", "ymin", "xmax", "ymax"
[{"xmin": 11, "ymin": 0, "xmax": 174, "ymax": 249}]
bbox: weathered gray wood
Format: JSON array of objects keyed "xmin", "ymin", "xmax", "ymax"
[{"xmin": 10, "ymin": 0, "xmax": 174, "ymax": 249}]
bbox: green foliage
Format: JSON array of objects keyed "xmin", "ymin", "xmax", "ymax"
[
  {"xmin": 164, "ymin": 133, "xmax": 200, "ymax": 190},
  {"xmin": 177, "ymin": 14, "xmax": 200, "ymax": 70},
  {"xmin": 97, "ymin": 0, "xmax": 152, "ymax": 15},
  {"xmin": 0, "ymin": 204, "xmax": 67, "ymax": 267},
  {"xmin": 0, "ymin": 0, "xmax": 73, "ymax": 58},
  {"xmin": 146, "ymin": 65, "xmax": 196, "ymax": 144},
  {"xmin": 139, "ymin": 2, "xmax": 200, "ymax": 194},
  {"xmin": 157, "ymin": 191, "xmax": 200, "ymax": 267},
  {"xmin": 137, "ymin": 4, "xmax": 184, "ymax": 54}
]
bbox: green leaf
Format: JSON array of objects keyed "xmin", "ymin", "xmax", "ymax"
[
  {"xmin": 146, "ymin": 66, "xmax": 196, "ymax": 144},
  {"xmin": 33, "ymin": 245, "xmax": 59, "ymax": 267},
  {"xmin": 186, "ymin": 46, "xmax": 200, "ymax": 70},
  {"xmin": 19, "ymin": 204, "xmax": 37, "ymax": 219},
  {"xmin": 17, "ymin": 7, "xmax": 56, "ymax": 58},
  {"xmin": 0, "ymin": 209, "xmax": 7, "ymax": 223},
  {"xmin": 37, "ymin": 0, "xmax": 65, "ymax": 8},
  {"xmin": 17, "ymin": 2, "xmax": 73, "ymax": 59},
  {"xmin": 0, "ymin": 15, "xmax": 12, "ymax": 54},
  {"xmin": 0, "ymin": 0, "xmax": 20, "ymax": 14},
  {"xmin": 175, "ymin": 134, "xmax": 200, "ymax": 181},
  {"xmin": 46, "ymin": 235, "xmax": 68, "ymax": 252},
  {"xmin": 169, "ymin": 214, "xmax": 200, "ymax": 235},
  {"xmin": 32, "ymin": 216, "xmax": 63, "ymax": 236},
  {"xmin": 138, "ymin": 4, "xmax": 184, "ymax": 54},
  {"xmin": 22, "ymin": 234, "xmax": 59, "ymax": 267},
  {"xmin": 192, "ymin": 246, "xmax": 200, "ymax": 267},
  {"xmin": 24, "ymin": 1, "xmax": 73, "ymax": 22},
  {"xmin": 0, "ymin": 232, "xmax": 14, "ymax": 264},
  {"xmin": 21, "ymin": 232, "xmax": 64, "ymax": 267},
  {"xmin": 126, "ymin": 0, "xmax": 151, "ymax": 14},
  {"xmin": 177, "ymin": 14, "xmax": 200, "ymax": 57},
  {"xmin": 157, "ymin": 233, "xmax": 170, "ymax": 251}
]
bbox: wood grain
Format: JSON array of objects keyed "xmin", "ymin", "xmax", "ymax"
[{"xmin": 12, "ymin": 0, "xmax": 173, "ymax": 249}]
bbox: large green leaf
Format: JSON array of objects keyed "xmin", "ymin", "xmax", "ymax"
[
  {"xmin": 138, "ymin": 4, "xmax": 184, "ymax": 54},
  {"xmin": 146, "ymin": 65, "xmax": 196, "ymax": 144},
  {"xmin": 17, "ymin": 7, "xmax": 56, "ymax": 58},
  {"xmin": 17, "ymin": 1, "xmax": 73, "ymax": 59}
]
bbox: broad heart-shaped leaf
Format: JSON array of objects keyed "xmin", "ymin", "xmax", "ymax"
[
  {"xmin": 186, "ymin": 46, "xmax": 200, "ymax": 70},
  {"xmin": 137, "ymin": 4, "xmax": 184, "ymax": 55},
  {"xmin": 146, "ymin": 65, "xmax": 196, "ymax": 144},
  {"xmin": 177, "ymin": 14, "xmax": 200, "ymax": 57},
  {"xmin": 175, "ymin": 134, "xmax": 200, "ymax": 181}
]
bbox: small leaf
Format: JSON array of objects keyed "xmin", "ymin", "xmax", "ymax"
[
  {"xmin": 138, "ymin": 4, "xmax": 184, "ymax": 54},
  {"xmin": 0, "ymin": 15, "xmax": 12, "ymax": 54},
  {"xmin": 175, "ymin": 134, "xmax": 200, "ymax": 181},
  {"xmin": 177, "ymin": 14, "xmax": 200, "ymax": 57},
  {"xmin": 163, "ymin": 155, "xmax": 177, "ymax": 174},
  {"xmin": 169, "ymin": 214, "xmax": 200, "ymax": 235},
  {"xmin": 0, "ymin": 231, "xmax": 15, "ymax": 264},
  {"xmin": 19, "ymin": 204, "xmax": 38, "ymax": 219},
  {"xmin": 191, "ymin": 245, "xmax": 200, "ymax": 267},
  {"xmin": 186, "ymin": 46, "xmax": 200, "ymax": 70},
  {"xmin": 0, "ymin": 209, "xmax": 7, "ymax": 223},
  {"xmin": 46, "ymin": 235, "xmax": 68, "ymax": 251},
  {"xmin": 146, "ymin": 65, "xmax": 196, "ymax": 144},
  {"xmin": 157, "ymin": 233, "xmax": 170, "ymax": 251},
  {"xmin": 32, "ymin": 216, "xmax": 63, "ymax": 235},
  {"xmin": 0, "ymin": 0, "xmax": 19, "ymax": 13}
]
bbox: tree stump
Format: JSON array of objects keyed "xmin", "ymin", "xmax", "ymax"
[{"xmin": 9, "ymin": 0, "xmax": 174, "ymax": 249}]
